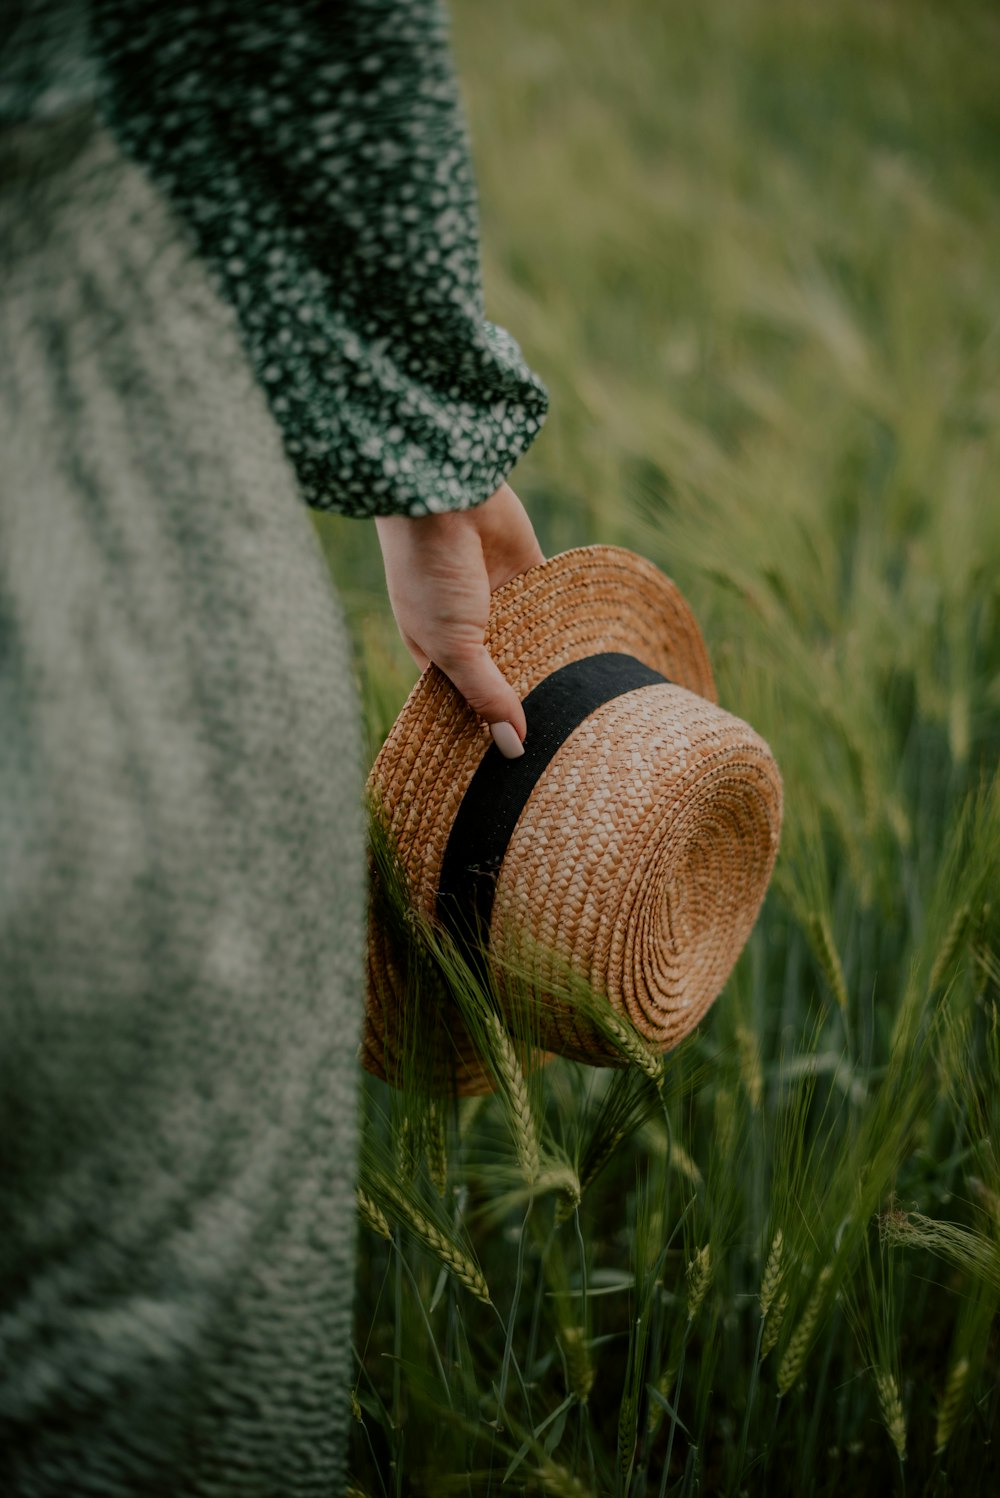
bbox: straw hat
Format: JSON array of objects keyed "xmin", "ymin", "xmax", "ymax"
[{"xmin": 364, "ymin": 545, "xmax": 782, "ymax": 1095}]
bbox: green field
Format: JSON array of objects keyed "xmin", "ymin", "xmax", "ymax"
[{"xmin": 316, "ymin": 1, "xmax": 1000, "ymax": 1492}]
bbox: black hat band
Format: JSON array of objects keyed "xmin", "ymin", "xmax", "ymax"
[{"xmin": 436, "ymin": 652, "xmax": 671, "ymax": 981}]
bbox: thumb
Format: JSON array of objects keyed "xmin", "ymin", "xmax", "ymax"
[{"xmin": 438, "ymin": 644, "xmax": 527, "ymax": 752}]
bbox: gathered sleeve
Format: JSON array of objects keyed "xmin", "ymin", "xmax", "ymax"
[{"xmin": 93, "ymin": 0, "xmax": 548, "ymax": 516}]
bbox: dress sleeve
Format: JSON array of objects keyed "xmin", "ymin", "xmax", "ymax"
[{"xmin": 93, "ymin": 0, "xmax": 548, "ymax": 517}]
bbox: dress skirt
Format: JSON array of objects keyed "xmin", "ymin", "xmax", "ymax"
[{"xmin": 0, "ymin": 106, "xmax": 365, "ymax": 1495}]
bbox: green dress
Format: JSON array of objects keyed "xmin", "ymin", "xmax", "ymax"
[{"xmin": 0, "ymin": 3, "xmax": 547, "ymax": 1492}]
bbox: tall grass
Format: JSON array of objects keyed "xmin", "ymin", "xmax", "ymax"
[{"xmin": 320, "ymin": 0, "xmax": 1000, "ymax": 1490}]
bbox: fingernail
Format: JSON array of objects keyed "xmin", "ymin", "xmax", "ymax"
[{"xmin": 490, "ymin": 721, "xmax": 525, "ymax": 759}]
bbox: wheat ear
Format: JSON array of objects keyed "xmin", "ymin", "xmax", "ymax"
[
  {"xmin": 808, "ymin": 912, "xmax": 848, "ymax": 1013},
  {"xmin": 369, "ymin": 1170, "xmax": 491, "ymax": 1305},
  {"xmin": 686, "ymin": 1244, "xmax": 713, "ymax": 1321},
  {"xmin": 560, "ymin": 1324, "xmax": 594, "ymax": 1402},
  {"xmin": 760, "ymin": 1289, "xmax": 788, "ymax": 1359},
  {"xmin": 874, "ymin": 1368, "xmax": 906, "ymax": 1462},
  {"xmin": 759, "ymin": 1229, "xmax": 785, "ymax": 1319},
  {"xmin": 484, "ymin": 1008, "xmax": 541, "ymax": 1184},
  {"xmin": 356, "ymin": 1188, "xmax": 392, "ymax": 1242},
  {"xmin": 599, "ymin": 1006, "xmax": 665, "ymax": 1085},
  {"xmin": 929, "ymin": 903, "xmax": 970, "ymax": 993},
  {"xmin": 425, "ymin": 1098, "xmax": 448, "ymax": 1197},
  {"xmin": 935, "ymin": 1356, "xmax": 969, "ymax": 1452},
  {"xmin": 777, "ymin": 1265, "xmax": 833, "ymax": 1393}
]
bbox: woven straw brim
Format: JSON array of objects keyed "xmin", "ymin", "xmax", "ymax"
[{"xmin": 364, "ymin": 545, "xmax": 782, "ymax": 1095}]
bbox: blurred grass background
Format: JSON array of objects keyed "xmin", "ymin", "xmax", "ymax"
[
  {"xmin": 328, "ymin": 1, "xmax": 1000, "ymax": 1492},
  {"xmin": 319, "ymin": 0, "xmax": 1000, "ymax": 764}
]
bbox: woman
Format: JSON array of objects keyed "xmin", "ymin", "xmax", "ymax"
[{"xmin": 0, "ymin": 0, "xmax": 546, "ymax": 1490}]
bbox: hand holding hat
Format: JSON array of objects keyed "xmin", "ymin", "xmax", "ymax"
[
  {"xmin": 367, "ymin": 535, "xmax": 783, "ymax": 1096},
  {"xmin": 375, "ymin": 482, "xmax": 542, "ymax": 756}
]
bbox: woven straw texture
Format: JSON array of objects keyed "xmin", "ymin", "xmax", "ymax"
[{"xmin": 365, "ymin": 546, "xmax": 782, "ymax": 1094}]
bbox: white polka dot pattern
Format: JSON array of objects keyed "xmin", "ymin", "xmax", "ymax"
[{"xmin": 93, "ymin": 0, "xmax": 549, "ymax": 515}]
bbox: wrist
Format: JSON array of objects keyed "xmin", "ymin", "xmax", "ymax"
[{"xmin": 374, "ymin": 484, "xmax": 505, "ymax": 536}]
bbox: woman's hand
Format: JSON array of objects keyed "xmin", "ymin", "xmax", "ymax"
[{"xmin": 374, "ymin": 482, "xmax": 544, "ymax": 756}]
